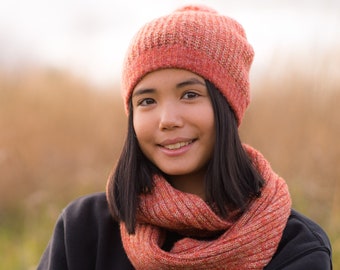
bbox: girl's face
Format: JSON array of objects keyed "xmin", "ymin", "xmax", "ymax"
[{"xmin": 132, "ymin": 69, "xmax": 215, "ymax": 195}]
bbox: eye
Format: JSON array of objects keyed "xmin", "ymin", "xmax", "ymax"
[
  {"xmin": 182, "ymin": 91, "xmax": 200, "ymax": 99},
  {"xmin": 137, "ymin": 98, "xmax": 155, "ymax": 106}
]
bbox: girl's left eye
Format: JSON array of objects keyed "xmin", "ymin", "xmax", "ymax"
[{"xmin": 182, "ymin": 91, "xmax": 199, "ymax": 99}]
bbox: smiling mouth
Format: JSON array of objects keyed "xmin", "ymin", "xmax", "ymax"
[{"xmin": 162, "ymin": 140, "xmax": 194, "ymax": 150}]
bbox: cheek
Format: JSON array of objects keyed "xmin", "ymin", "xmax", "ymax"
[
  {"xmin": 133, "ymin": 113, "xmax": 154, "ymax": 143},
  {"xmin": 133, "ymin": 115, "xmax": 143, "ymax": 140},
  {"xmin": 201, "ymin": 111, "xmax": 216, "ymax": 152},
  {"xmin": 198, "ymin": 106, "xmax": 215, "ymax": 135}
]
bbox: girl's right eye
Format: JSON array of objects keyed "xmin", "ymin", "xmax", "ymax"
[{"xmin": 137, "ymin": 98, "xmax": 155, "ymax": 106}]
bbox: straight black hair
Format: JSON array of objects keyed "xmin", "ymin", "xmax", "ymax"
[
  {"xmin": 204, "ymin": 81, "xmax": 264, "ymax": 216},
  {"xmin": 106, "ymin": 80, "xmax": 264, "ymax": 234}
]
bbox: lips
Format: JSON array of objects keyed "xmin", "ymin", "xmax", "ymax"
[
  {"xmin": 159, "ymin": 139, "xmax": 195, "ymax": 150},
  {"xmin": 163, "ymin": 141, "xmax": 192, "ymax": 150}
]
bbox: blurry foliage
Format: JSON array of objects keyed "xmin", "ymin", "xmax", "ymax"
[{"xmin": 0, "ymin": 61, "xmax": 339, "ymax": 268}]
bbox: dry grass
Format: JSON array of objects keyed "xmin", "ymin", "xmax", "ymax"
[
  {"xmin": 0, "ymin": 69, "xmax": 126, "ymax": 207},
  {"xmin": 0, "ymin": 61, "xmax": 339, "ymax": 268},
  {"xmin": 241, "ymin": 66, "xmax": 340, "ymax": 227}
]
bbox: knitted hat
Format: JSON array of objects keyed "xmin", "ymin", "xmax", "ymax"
[{"xmin": 122, "ymin": 5, "xmax": 254, "ymax": 125}]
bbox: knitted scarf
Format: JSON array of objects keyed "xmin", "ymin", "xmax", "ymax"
[{"xmin": 120, "ymin": 145, "xmax": 292, "ymax": 269}]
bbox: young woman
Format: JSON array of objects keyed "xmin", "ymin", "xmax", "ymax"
[{"xmin": 38, "ymin": 5, "xmax": 332, "ymax": 269}]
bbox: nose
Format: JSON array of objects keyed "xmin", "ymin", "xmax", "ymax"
[{"xmin": 158, "ymin": 102, "xmax": 183, "ymax": 130}]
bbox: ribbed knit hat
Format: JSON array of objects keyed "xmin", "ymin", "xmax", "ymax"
[{"xmin": 122, "ymin": 5, "xmax": 254, "ymax": 125}]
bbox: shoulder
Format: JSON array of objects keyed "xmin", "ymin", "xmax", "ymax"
[
  {"xmin": 283, "ymin": 209, "xmax": 331, "ymax": 256},
  {"xmin": 38, "ymin": 193, "xmax": 134, "ymax": 269},
  {"xmin": 59, "ymin": 192, "xmax": 114, "ymax": 234},
  {"xmin": 287, "ymin": 209, "xmax": 331, "ymax": 247},
  {"xmin": 266, "ymin": 209, "xmax": 332, "ymax": 269},
  {"xmin": 60, "ymin": 192, "xmax": 117, "ymax": 234},
  {"xmin": 62, "ymin": 192, "xmax": 109, "ymax": 217}
]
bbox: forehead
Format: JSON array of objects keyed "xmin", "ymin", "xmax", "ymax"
[{"xmin": 133, "ymin": 68, "xmax": 205, "ymax": 91}]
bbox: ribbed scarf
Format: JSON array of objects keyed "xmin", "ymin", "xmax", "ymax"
[{"xmin": 120, "ymin": 145, "xmax": 292, "ymax": 269}]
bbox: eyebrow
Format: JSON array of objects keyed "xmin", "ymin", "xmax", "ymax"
[
  {"xmin": 132, "ymin": 88, "xmax": 155, "ymax": 98},
  {"xmin": 132, "ymin": 77, "xmax": 206, "ymax": 98},
  {"xmin": 176, "ymin": 78, "xmax": 206, "ymax": 88}
]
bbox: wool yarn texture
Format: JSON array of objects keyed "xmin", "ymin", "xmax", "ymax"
[
  {"xmin": 121, "ymin": 5, "xmax": 254, "ymax": 126},
  {"xmin": 120, "ymin": 145, "xmax": 292, "ymax": 269}
]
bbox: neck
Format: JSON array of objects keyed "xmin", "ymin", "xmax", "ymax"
[{"xmin": 169, "ymin": 173, "xmax": 206, "ymax": 200}]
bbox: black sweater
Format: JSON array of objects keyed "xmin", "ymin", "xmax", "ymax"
[{"xmin": 37, "ymin": 193, "xmax": 332, "ymax": 269}]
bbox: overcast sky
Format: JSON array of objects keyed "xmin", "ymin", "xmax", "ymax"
[{"xmin": 0, "ymin": 0, "xmax": 339, "ymax": 86}]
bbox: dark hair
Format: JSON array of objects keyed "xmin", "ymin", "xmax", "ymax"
[
  {"xmin": 204, "ymin": 81, "xmax": 264, "ymax": 216},
  {"xmin": 106, "ymin": 80, "xmax": 264, "ymax": 234}
]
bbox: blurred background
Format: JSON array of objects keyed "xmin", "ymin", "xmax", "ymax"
[{"xmin": 0, "ymin": 0, "xmax": 339, "ymax": 269}]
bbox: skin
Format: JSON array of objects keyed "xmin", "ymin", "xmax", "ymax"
[{"xmin": 131, "ymin": 68, "xmax": 215, "ymax": 199}]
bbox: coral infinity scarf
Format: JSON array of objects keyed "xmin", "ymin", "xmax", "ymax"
[{"xmin": 120, "ymin": 145, "xmax": 292, "ymax": 269}]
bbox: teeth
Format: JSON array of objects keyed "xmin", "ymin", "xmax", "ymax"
[{"xmin": 164, "ymin": 141, "xmax": 191, "ymax": 150}]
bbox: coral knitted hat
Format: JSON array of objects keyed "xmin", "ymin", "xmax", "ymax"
[{"xmin": 122, "ymin": 5, "xmax": 254, "ymax": 125}]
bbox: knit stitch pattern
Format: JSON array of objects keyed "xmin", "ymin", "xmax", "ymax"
[
  {"xmin": 122, "ymin": 5, "xmax": 254, "ymax": 125},
  {"xmin": 120, "ymin": 145, "xmax": 292, "ymax": 269}
]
